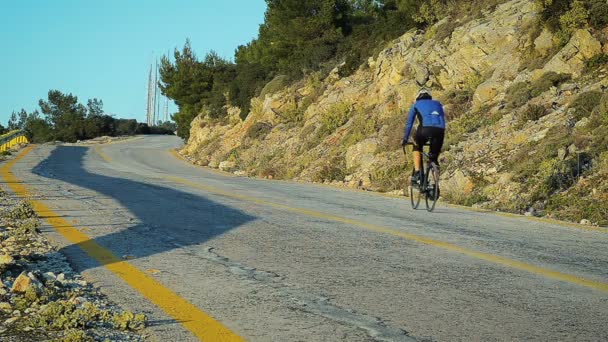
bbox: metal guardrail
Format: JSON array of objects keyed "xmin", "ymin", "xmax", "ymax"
[{"xmin": 0, "ymin": 130, "xmax": 29, "ymax": 152}]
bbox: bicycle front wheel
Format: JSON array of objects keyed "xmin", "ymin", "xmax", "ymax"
[
  {"xmin": 408, "ymin": 169, "xmax": 422, "ymax": 209},
  {"xmin": 425, "ymin": 163, "xmax": 439, "ymax": 212}
]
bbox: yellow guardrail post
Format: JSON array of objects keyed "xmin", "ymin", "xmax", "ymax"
[{"xmin": 0, "ymin": 130, "xmax": 29, "ymax": 153}]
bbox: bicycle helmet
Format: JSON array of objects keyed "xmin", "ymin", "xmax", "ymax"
[{"xmin": 416, "ymin": 88, "xmax": 432, "ymax": 100}]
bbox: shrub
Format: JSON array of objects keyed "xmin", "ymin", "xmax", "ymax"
[
  {"xmin": 530, "ymin": 72, "xmax": 571, "ymax": 97},
  {"xmin": 505, "ymin": 82, "xmax": 531, "ymax": 108},
  {"xmin": 442, "ymin": 89, "xmax": 473, "ymax": 120},
  {"xmin": 594, "ymin": 93, "xmax": 608, "ymax": 125},
  {"xmin": 319, "ymin": 102, "xmax": 351, "ymax": 136},
  {"xmin": 519, "ymin": 104, "xmax": 548, "ymax": 124},
  {"xmin": 370, "ymin": 163, "xmax": 406, "ymax": 192},
  {"xmin": 588, "ymin": 0, "xmax": 608, "ymax": 27},
  {"xmin": 259, "ymin": 75, "xmax": 290, "ymax": 99},
  {"xmin": 413, "ymin": 0, "xmax": 447, "ymax": 25},
  {"xmin": 584, "ymin": 54, "xmax": 608, "ymax": 72},
  {"xmin": 312, "ymin": 155, "xmax": 346, "ymax": 183},
  {"xmin": 559, "ymin": 0, "xmax": 589, "ymax": 35},
  {"xmin": 59, "ymin": 329, "xmax": 94, "ymax": 342},
  {"xmin": 433, "ymin": 20, "xmax": 459, "ymax": 41},
  {"xmin": 342, "ymin": 113, "xmax": 377, "ymax": 147},
  {"xmin": 444, "ymin": 108, "xmax": 502, "ymax": 148},
  {"xmin": 246, "ymin": 121, "xmax": 273, "ymax": 140},
  {"xmin": 569, "ymin": 91, "xmax": 602, "ymax": 120},
  {"xmin": 5, "ymin": 201, "xmax": 36, "ymax": 221},
  {"xmin": 510, "ymin": 125, "xmax": 574, "ymax": 181}
]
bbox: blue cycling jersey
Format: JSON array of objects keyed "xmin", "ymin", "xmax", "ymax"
[{"xmin": 403, "ymin": 99, "xmax": 446, "ymax": 142}]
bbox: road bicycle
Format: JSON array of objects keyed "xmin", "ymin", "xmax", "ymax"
[{"xmin": 403, "ymin": 143, "xmax": 439, "ymax": 212}]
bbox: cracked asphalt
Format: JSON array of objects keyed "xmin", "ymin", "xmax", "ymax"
[{"xmin": 8, "ymin": 135, "xmax": 608, "ymax": 341}]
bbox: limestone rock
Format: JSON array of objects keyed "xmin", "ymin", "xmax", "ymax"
[
  {"xmin": 543, "ymin": 30, "xmax": 602, "ymax": 78},
  {"xmin": 218, "ymin": 161, "xmax": 236, "ymax": 172},
  {"xmin": 346, "ymin": 139, "xmax": 378, "ymax": 170},
  {"xmin": 442, "ymin": 170, "xmax": 474, "ymax": 203},
  {"xmin": 11, "ymin": 272, "xmax": 32, "ymax": 293},
  {"xmin": 0, "ymin": 254, "xmax": 14, "ymax": 266}
]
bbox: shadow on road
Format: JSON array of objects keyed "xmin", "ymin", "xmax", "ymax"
[{"xmin": 30, "ymin": 145, "xmax": 256, "ymax": 272}]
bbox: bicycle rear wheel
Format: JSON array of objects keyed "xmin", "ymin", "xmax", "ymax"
[
  {"xmin": 425, "ymin": 163, "xmax": 439, "ymax": 212},
  {"xmin": 408, "ymin": 168, "xmax": 422, "ymax": 209}
]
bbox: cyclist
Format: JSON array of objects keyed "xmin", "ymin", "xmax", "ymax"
[{"xmin": 401, "ymin": 89, "xmax": 446, "ymax": 188}]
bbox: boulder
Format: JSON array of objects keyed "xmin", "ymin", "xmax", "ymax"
[
  {"xmin": 441, "ymin": 170, "xmax": 474, "ymax": 203},
  {"xmin": 218, "ymin": 161, "xmax": 236, "ymax": 172},
  {"xmin": 11, "ymin": 272, "xmax": 41, "ymax": 293}
]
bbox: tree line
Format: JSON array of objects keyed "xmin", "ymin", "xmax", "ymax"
[
  {"xmin": 160, "ymin": 0, "xmax": 428, "ymax": 139},
  {"xmin": 3, "ymin": 90, "xmax": 176, "ymax": 143},
  {"xmin": 159, "ymin": 0, "xmax": 608, "ymax": 140}
]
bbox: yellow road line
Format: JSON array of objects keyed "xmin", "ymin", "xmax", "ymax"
[
  {"xmin": 2, "ymin": 146, "xmax": 244, "ymax": 342},
  {"xmin": 158, "ymin": 156, "xmax": 608, "ymax": 293},
  {"xmin": 94, "ymin": 146, "xmax": 112, "ymax": 163}
]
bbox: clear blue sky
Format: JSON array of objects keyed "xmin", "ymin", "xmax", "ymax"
[{"xmin": 0, "ymin": 0, "xmax": 266, "ymax": 125}]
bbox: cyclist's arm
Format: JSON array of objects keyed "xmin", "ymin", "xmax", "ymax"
[{"xmin": 403, "ymin": 105, "xmax": 417, "ymax": 143}]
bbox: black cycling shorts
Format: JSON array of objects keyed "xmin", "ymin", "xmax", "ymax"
[{"xmin": 413, "ymin": 126, "xmax": 445, "ymax": 165}]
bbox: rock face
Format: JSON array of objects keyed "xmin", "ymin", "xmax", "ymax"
[
  {"xmin": 180, "ymin": 0, "xmax": 608, "ymax": 224},
  {"xmin": 543, "ymin": 29, "xmax": 603, "ymax": 78}
]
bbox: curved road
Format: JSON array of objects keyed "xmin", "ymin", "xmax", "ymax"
[{"xmin": 8, "ymin": 136, "xmax": 608, "ymax": 341}]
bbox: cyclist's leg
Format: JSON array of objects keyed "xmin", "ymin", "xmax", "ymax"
[
  {"xmin": 412, "ymin": 127, "xmax": 427, "ymax": 183},
  {"xmin": 428, "ymin": 128, "xmax": 445, "ymax": 188},
  {"xmin": 412, "ymin": 127, "xmax": 424, "ymax": 173}
]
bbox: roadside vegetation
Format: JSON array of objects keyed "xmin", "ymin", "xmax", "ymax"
[
  {"xmin": 0, "ymin": 187, "xmax": 147, "ymax": 341},
  {"xmin": 159, "ymin": 0, "xmax": 516, "ymax": 139},
  {"xmin": 6, "ymin": 90, "xmax": 176, "ymax": 144}
]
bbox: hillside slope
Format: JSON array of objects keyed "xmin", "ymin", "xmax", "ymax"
[{"xmin": 180, "ymin": 0, "xmax": 608, "ymax": 225}]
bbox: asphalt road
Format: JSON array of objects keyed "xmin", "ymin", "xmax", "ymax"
[{"xmin": 9, "ymin": 136, "xmax": 608, "ymax": 341}]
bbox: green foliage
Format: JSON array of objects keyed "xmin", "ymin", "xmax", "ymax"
[
  {"xmin": 413, "ymin": 0, "xmax": 447, "ymax": 25},
  {"xmin": 246, "ymin": 122, "xmax": 273, "ymax": 140},
  {"xmin": 442, "ymin": 89, "xmax": 473, "ymax": 120},
  {"xmin": 160, "ymin": 43, "xmax": 235, "ymax": 138},
  {"xmin": 312, "ymin": 155, "xmax": 346, "ymax": 182},
  {"xmin": 505, "ymin": 72, "xmax": 570, "ymax": 108},
  {"xmin": 588, "ymin": 0, "xmax": 608, "ymax": 27},
  {"xmin": 584, "ymin": 54, "xmax": 608, "ymax": 72},
  {"xmin": 16, "ymin": 91, "xmax": 152, "ymax": 143},
  {"xmin": 517, "ymin": 104, "xmax": 548, "ymax": 126},
  {"xmin": 535, "ymin": 0, "xmax": 604, "ymax": 44},
  {"xmin": 259, "ymin": 75, "xmax": 291, "ymax": 98},
  {"xmin": 111, "ymin": 311, "xmax": 146, "ymax": 331},
  {"xmin": 28, "ymin": 300, "xmax": 146, "ymax": 332},
  {"xmin": 558, "ymin": 0, "xmax": 589, "ymax": 36},
  {"xmin": 530, "ymin": 72, "xmax": 571, "ymax": 97},
  {"xmin": 5, "ymin": 201, "xmax": 36, "ymax": 221},
  {"xmin": 444, "ymin": 108, "xmax": 503, "ymax": 148},
  {"xmin": 342, "ymin": 112, "xmax": 377, "ymax": 147},
  {"xmin": 433, "ymin": 20, "xmax": 459, "ymax": 41},
  {"xmin": 370, "ymin": 163, "xmax": 405, "ymax": 192},
  {"xmin": 505, "ymin": 82, "xmax": 531, "ymax": 108},
  {"xmin": 510, "ymin": 125, "xmax": 573, "ymax": 182},
  {"xmin": 57, "ymin": 329, "xmax": 94, "ymax": 342},
  {"xmin": 319, "ymin": 102, "xmax": 351, "ymax": 136},
  {"xmin": 569, "ymin": 91, "xmax": 602, "ymax": 120}
]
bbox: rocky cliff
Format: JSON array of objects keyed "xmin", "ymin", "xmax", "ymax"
[{"xmin": 179, "ymin": 0, "xmax": 608, "ymax": 225}]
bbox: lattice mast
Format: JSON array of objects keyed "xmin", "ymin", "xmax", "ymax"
[
  {"xmin": 146, "ymin": 65, "xmax": 154, "ymax": 126},
  {"xmin": 153, "ymin": 60, "xmax": 159, "ymax": 126}
]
